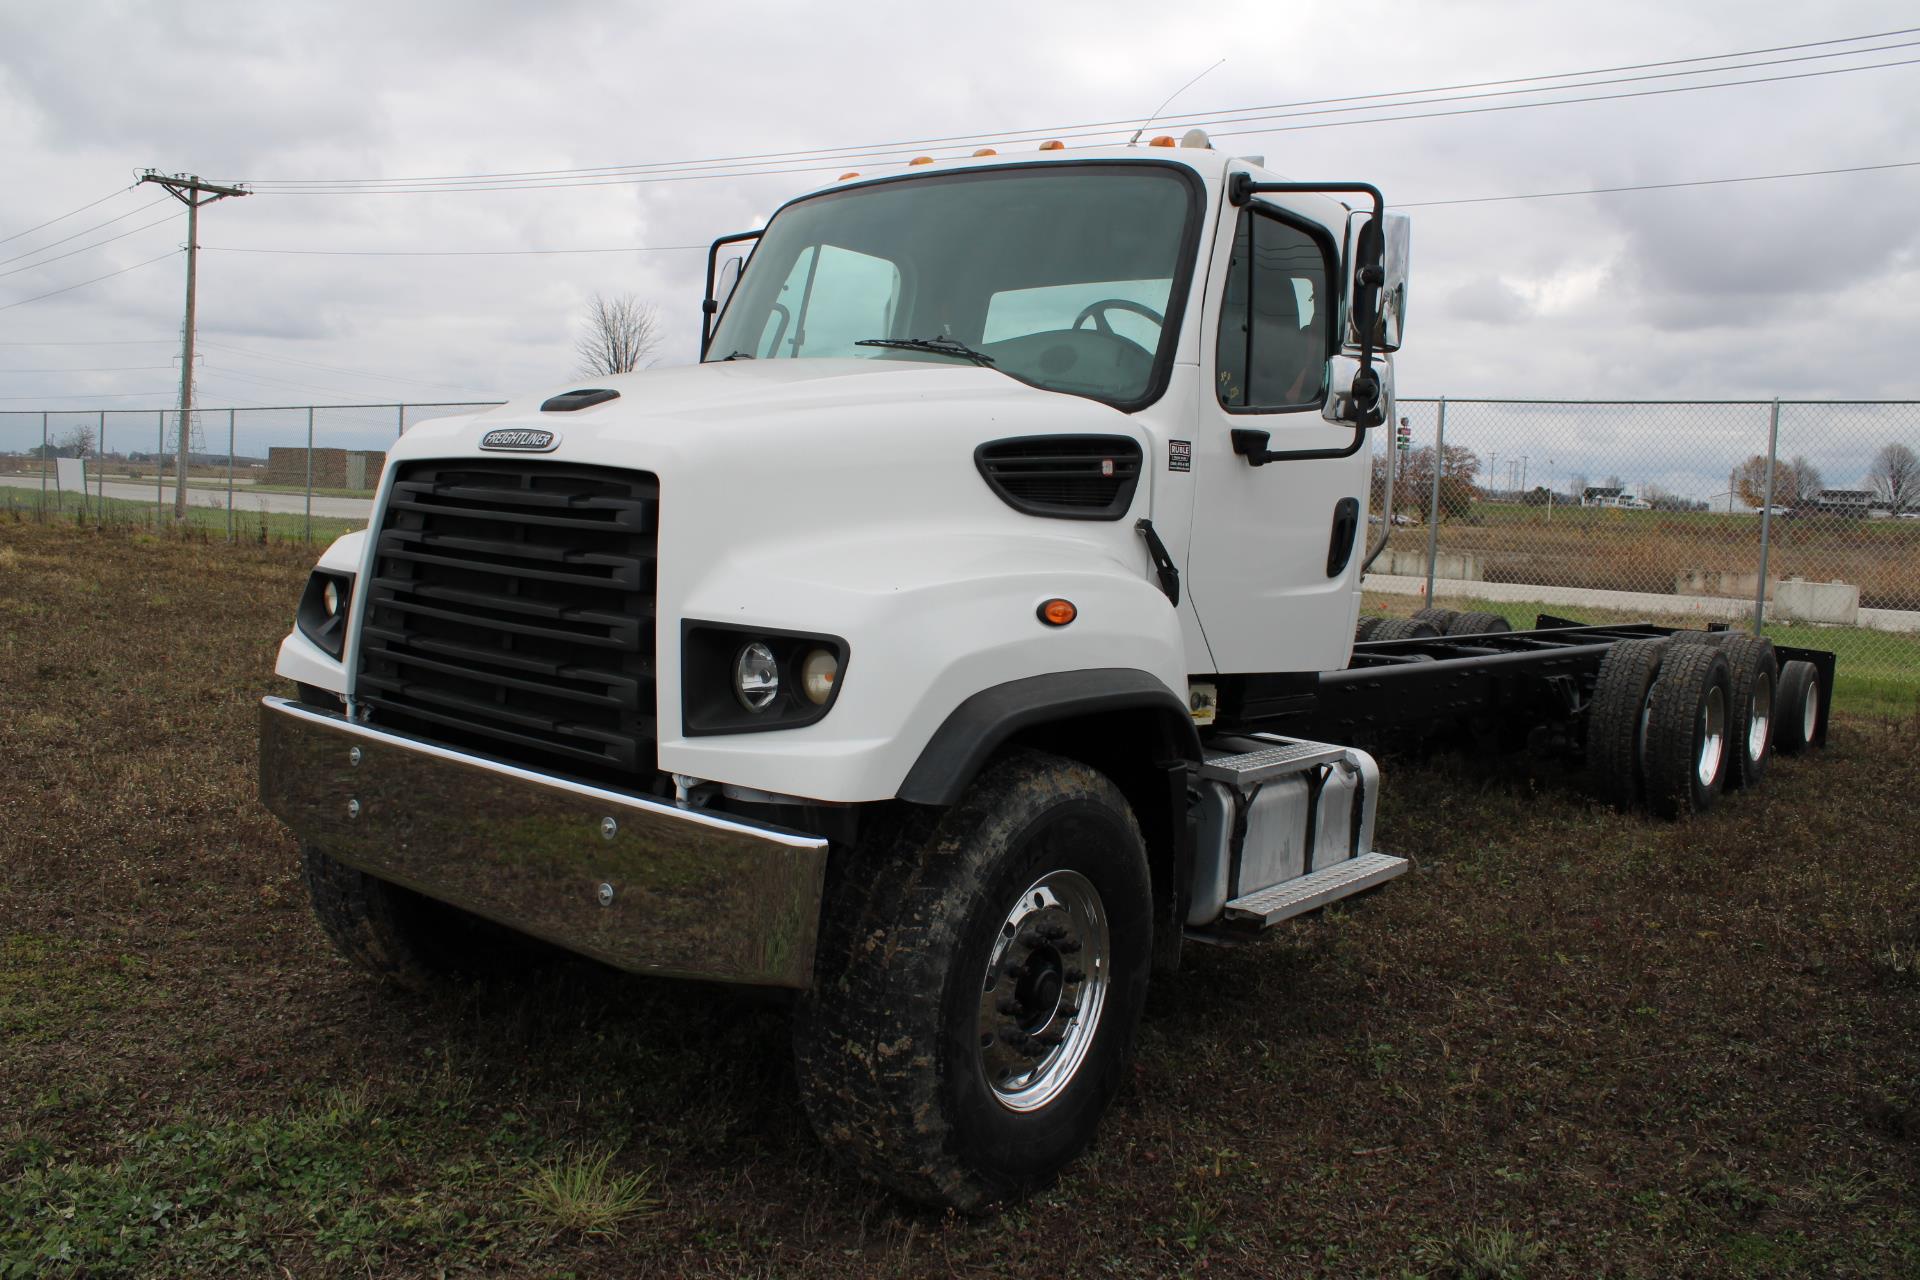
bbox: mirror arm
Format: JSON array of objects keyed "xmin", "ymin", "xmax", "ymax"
[{"xmin": 1227, "ymin": 174, "xmax": 1387, "ymax": 432}]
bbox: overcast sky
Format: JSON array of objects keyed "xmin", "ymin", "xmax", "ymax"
[{"xmin": 3, "ymin": 0, "xmax": 1919, "ymax": 494}]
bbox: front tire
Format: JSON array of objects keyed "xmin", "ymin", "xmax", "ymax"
[{"xmin": 793, "ymin": 751, "xmax": 1153, "ymax": 1211}]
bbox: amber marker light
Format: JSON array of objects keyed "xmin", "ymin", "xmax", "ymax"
[
  {"xmin": 1038, "ymin": 598, "xmax": 1078, "ymax": 627},
  {"xmin": 1148, "ymin": 135, "xmax": 1176, "ymax": 147},
  {"xmin": 1038, "ymin": 139, "xmax": 1065, "ymax": 151},
  {"xmin": 909, "ymin": 155, "xmax": 934, "ymax": 166},
  {"xmin": 839, "ymin": 171, "xmax": 861, "ymax": 180},
  {"xmin": 972, "ymin": 147, "xmax": 998, "ymax": 156}
]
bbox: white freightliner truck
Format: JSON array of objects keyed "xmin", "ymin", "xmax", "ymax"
[{"xmin": 260, "ymin": 134, "xmax": 1833, "ymax": 1210}]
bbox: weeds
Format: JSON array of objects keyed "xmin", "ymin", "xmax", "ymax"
[{"xmin": 519, "ymin": 1149, "xmax": 659, "ymax": 1240}]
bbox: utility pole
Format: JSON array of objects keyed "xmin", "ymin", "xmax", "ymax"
[{"xmin": 139, "ymin": 170, "xmax": 247, "ymax": 520}]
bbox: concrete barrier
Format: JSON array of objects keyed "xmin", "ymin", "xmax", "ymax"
[
  {"xmin": 1376, "ymin": 548, "xmax": 1483, "ymax": 580},
  {"xmin": 1773, "ymin": 578, "xmax": 1861, "ymax": 625}
]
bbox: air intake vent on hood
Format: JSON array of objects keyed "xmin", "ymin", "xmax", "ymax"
[{"xmin": 975, "ymin": 435, "xmax": 1144, "ymax": 521}]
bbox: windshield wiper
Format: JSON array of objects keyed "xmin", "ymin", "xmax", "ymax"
[
  {"xmin": 716, "ymin": 349, "xmax": 755, "ymax": 361},
  {"xmin": 855, "ymin": 336, "xmax": 996, "ymax": 367}
]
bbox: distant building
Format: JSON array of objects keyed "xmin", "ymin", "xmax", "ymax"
[
  {"xmin": 1581, "ymin": 486, "xmax": 1624, "ymax": 507},
  {"xmin": 1812, "ymin": 488, "xmax": 1873, "ymax": 518},
  {"xmin": 267, "ymin": 447, "xmax": 386, "ymax": 489}
]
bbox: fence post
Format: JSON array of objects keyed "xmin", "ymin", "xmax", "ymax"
[
  {"xmin": 396, "ymin": 404, "xmax": 404, "ymax": 440},
  {"xmin": 226, "ymin": 408, "xmax": 236, "ymax": 542},
  {"xmin": 305, "ymin": 406, "xmax": 314, "ymax": 544},
  {"xmin": 98, "ymin": 410, "xmax": 106, "ymax": 517},
  {"xmin": 39, "ymin": 411, "xmax": 48, "ymax": 521},
  {"xmin": 1753, "ymin": 397, "xmax": 1781, "ymax": 634},
  {"xmin": 1424, "ymin": 396, "xmax": 1446, "ymax": 602},
  {"xmin": 155, "ymin": 411, "xmax": 164, "ymax": 526}
]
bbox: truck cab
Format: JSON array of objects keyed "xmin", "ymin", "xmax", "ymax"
[{"xmin": 262, "ymin": 135, "xmax": 1414, "ymax": 1210}]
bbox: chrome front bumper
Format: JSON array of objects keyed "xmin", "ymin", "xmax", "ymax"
[{"xmin": 257, "ymin": 697, "xmax": 830, "ymax": 988}]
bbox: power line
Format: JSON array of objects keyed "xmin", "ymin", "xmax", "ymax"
[
  {"xmin": 236, "ymin": 46, "xmax": 1920, "ymax": 196},
  {"xmin": 0, "ymin": 212, "xmax": 184, "ymax": 281},
  {"xmin": 198, "ymin": 155, "xmax": 1920, "ymax": 262},
  {"xmin": 198, "ymin": 340, "xmax": 486, "ymax": 397},
  {"xmin": 0, "ymin": 389, "xmax": 179, "ymax": 401},
  {"xmin": 0, "ymin": 250, "xmax": 178, "ymax": 314},
  {"xmin": 1397, "ymin": 159, "xmax": 1920, "ymax": 207},
  {"xmin": 0, "ymin": 338, "xmax": 175, "ymax": 346},
  {"xmin": 0, "ymin": 188, "xmax": 135, "ymax": 248},
  {"xmin": 0, "ymin": 199, "xmax": 175, "ymax": 270},
  {"xmin": 1207, "ymin": 53, "xmax": 1920, "ymax": 143},
  {"xmin": 234, "ymin": 25, "xmax": 1920, "ymax": 191},
  {"xmin": 0, "ymin": 365, "xmax": 181, "ymax": 373},
  {"xmin": 203, "ymin": 242, "xmax": 705, "ymax": 257}
]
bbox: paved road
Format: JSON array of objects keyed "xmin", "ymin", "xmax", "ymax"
[{"xmin": 0, "ymin": 474, "xmax": 373, "ymax": 520}]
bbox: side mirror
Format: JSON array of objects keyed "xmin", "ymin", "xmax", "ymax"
[
  {"xmin": 1344, "ymin": 211, "xmax": 1411, "ymax": 353},
  {"xmin": 714, "ymin": 255, "xmax": 744, "ymax": 317},
  {"xmin": 702, "ymin": 229, "xmax": 763, "ymax": 356},
  {"xmin": 1321, "ymin": 354, "xmax": 1382, "ymax": 427}
]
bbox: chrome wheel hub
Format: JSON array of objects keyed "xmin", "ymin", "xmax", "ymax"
[
  {"xmin": 976, "ymin": 869, "xmax": 1109, "ymax": 1113},
  {"xmin": 1697, "ymin": 685, "xmax": 1727, "ymax": 786},
  {"xmin": 1747, "ymin": 671, "xmax": 1773, "ymax": 762}
]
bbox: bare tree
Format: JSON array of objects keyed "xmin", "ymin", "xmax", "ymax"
[
  {"xmin": 573, "ymin": 293, "xmax": 661, "ymax": 376},
  {"xmin": 1785, "ymin": 455, "xmax": 1823, "ymax": 505},
  {"xmin": 55, "ymin": 424, "xmax": 96, "ymax": 459},
  {"xmin": 1870, "ymin": 442, "xmax": 1918, "ymax": 512}
]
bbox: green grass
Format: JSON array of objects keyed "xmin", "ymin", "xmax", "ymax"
[
  {"xmin": 0, "ymin": 485, "xmax": 362, "ymax": 545},
  {"xmin": 1365, "ymin": 589, "xmax": 1920, "ymax": 718}
]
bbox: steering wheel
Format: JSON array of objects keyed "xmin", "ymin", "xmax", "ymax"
[{"xmin": 1072, "ymin": 298, "xmax": 1165, "ymax": 339}]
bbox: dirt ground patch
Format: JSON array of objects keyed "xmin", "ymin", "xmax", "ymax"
[{"xmin": 3, "ymin": 521, "xmax": 1917, "ymax": 1278}]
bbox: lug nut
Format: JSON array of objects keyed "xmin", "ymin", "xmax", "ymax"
[
  {"xmin": 1064, "ymin": 967, "xmax": 1086, "ymax": 984},
  {"xmin": 1057, "ymin": 939, "xmax": 1083, "ymax": 954}
]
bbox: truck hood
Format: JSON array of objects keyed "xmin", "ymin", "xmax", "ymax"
[{"xmin": 398, "ymin": 357, "xmax": 1141, "ymax": 459}]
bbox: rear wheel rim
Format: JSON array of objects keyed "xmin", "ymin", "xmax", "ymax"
[
  {"xmin": 1802, "ymin": 674, "xmax": 1820, "ymax": 740},
  {"xmin": 976, "ymin": 869, "xmax": 1110, "ymax": 1113},
  {"xmin": 1747, "ymin": 671, "xmax": 1773, "ymax": 762},
  {"xmin": 1697, "ymin": 685, "xmax": 1727, "ymax": 786}
]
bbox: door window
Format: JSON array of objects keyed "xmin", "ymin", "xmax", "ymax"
[{"xmin": 1215, "ymin": 209, "xmax": 1330, "ymax": 411}]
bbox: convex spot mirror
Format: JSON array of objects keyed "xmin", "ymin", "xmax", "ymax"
[{"xmin": 1343, "ymin": 211, "xmax": 1410, "ymax": 353}]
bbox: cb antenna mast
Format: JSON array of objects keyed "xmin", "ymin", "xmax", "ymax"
[{"xmin": 1129, "ymin": 58, "xmax": 1226, "ymax": 146}]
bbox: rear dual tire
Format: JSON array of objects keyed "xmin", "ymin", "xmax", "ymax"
[{"xmin": 1587, "ymin": 637, "xmax": 1737, "ymax": 817}]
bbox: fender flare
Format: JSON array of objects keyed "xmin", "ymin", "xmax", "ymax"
[{"xmin": 896, "ymin": 668, "xmax": 1201, "ymax": 805}]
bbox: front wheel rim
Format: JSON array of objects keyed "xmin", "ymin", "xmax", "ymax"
[{"xmin": 976, "ymin": 869, "xmax": 1110, "ymax": 1113}]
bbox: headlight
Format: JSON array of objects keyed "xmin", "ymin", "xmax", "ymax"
[
  {"xmin": 734, "ymin": 642, "xmax": 780, "ymax": 712},
  {"xmin": 296, "ymin": 570, "xmax": 354, "ymax": 659},
  {"xmin": 682, "ymin": 622, "xmax": 849, "ymax": 735}
]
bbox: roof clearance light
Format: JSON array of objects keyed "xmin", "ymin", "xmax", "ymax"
[
  {"xmin": 972, "ymin": 147, "xmax": 998, "ymax": 156},
  {"xmin": 1038, "ymin": 140, "xmax": 1065, "ymax": 151},
  {"xmin": 1148, "ymin": 135, "xmax": 1176, "ymax": 147},
  {"xmin": 839, "ymin": 171, "xmax": 861, "ymax": 180},
  {"xmin": 1038, "ymin": 598, "xmax": 1077, "ymax": 627},
  {"xmin": 909, "ymin": 155, "xmax": 934, "ymax": 166}
]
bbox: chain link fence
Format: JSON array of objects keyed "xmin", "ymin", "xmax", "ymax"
[
  {"xmin": 4, "ymin": 396, "xmax": 1916, "ymax": 711},
  {"xmin": 1373, "ymin": 398, "xmax": 1920, "ymax": 712},
  {"xmin": 0, "ymin": 402, "xmax": 500, "ymax": 542}
]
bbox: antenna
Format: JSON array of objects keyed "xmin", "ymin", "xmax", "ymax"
[{"xmin": 1128, "ymin": 59, "xmax": 1227, "ymax": 146}]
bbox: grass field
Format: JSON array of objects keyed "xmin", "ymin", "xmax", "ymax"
[
  {"xmin": 4, "ymin": 523, "xmax": 1918, "ymax": 1278},
  {"xmin": 1361, "ymin": 590, "xmax": 1920, "ymax": 719},
  {"xmin": 0, "ymin": 487, "xmax": 363, "ymax": 545}
]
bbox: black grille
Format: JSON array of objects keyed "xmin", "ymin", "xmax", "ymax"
[
  {"xmin": 357, "ymin": 460, "xmax": 658, "ymax": 783},
  {"xmin": 975, "ymin": 435, "xmax": 1143, "ymax": 520}
]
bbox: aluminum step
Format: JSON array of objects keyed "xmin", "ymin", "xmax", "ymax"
[
  {"xmin": 1222, "ymin": 851, "xmax": 1410, "ymax": 926},
  {"xmin": 1197, "ymin": 738, "xmax": 1348, "ymax": 785}
]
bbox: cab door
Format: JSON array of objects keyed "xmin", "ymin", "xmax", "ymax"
[{"xmin": 1184, "ymin": 197, "xmax": 1367, "ymax": 674}]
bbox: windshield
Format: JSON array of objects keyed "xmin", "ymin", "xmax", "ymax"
[{"xmin": 706, "ymin": 163, "xmax": 1199, "ymax": 408}]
